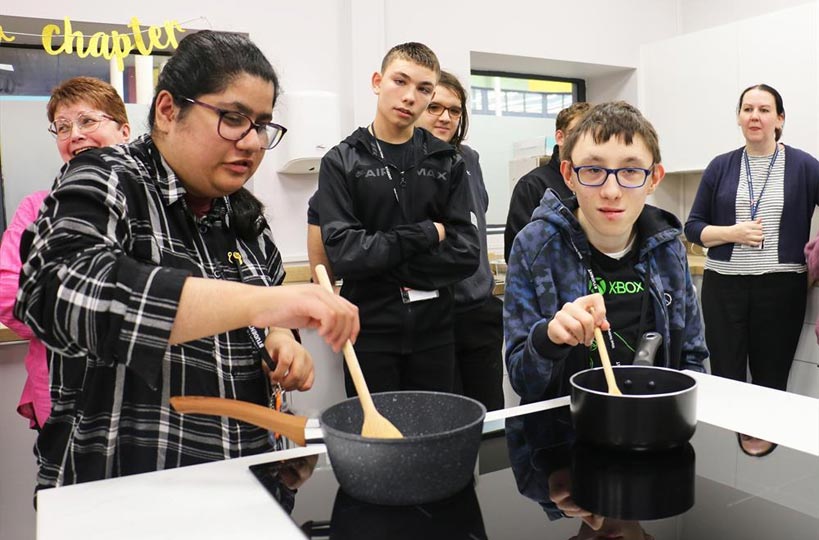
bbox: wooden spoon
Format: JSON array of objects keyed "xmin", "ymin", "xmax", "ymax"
[
  {"xmin": 589, "ymin": 307, "xmax": 623, "ymax": 396},
  {"xmin": 315, "ymin": 264, "xmax": 403, "ymax": 439}
]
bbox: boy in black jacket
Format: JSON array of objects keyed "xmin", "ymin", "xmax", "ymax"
[
  {"xmin": 317, "ymin": 42, "xmax": 480, "ymax": 396},
  {"xmin": 505, "ymin": 102, "xmax": 590, "ymax": 262}
]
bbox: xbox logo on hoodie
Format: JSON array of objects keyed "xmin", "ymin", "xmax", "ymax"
[
  {"xmin": 588, "ymin": 277, "xmax": 607, "ymax": 295},
  {"xmin": 589, "ymin": 277, "xmax": 644, "ymax": 296}
]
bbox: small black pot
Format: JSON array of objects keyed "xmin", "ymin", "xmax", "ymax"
[
  {"xmin": 569, "ymin": 366, "xmax": 697, "ymax": 450},
  {"xmin": 571, "ymin": 442, "xmax": 696, "ymax": 520}
]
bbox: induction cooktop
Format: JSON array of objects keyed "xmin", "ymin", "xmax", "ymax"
[{"xmin": 249, "ymin": 406, "xmax": 819, "ymax": 540}]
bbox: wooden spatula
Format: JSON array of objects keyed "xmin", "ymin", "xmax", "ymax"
[
  {"xmin": 589, "ymin": 307, "xmax": 623, "ymax": 396},
  {"xmin": 315, "ymin": 264, "xmax": 403, "ymax": 439}
]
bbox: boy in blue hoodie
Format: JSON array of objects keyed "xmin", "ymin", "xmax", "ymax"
[{"xmin": 504, "ymin": 101, "xmax": 707, "ymax": 404}]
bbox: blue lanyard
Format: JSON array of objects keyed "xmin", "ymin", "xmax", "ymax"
[{"xmin": 743, "ymin": 145, "xmax": 779, "ymax": 220}]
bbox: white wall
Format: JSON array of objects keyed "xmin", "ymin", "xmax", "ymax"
[
  {"xmin": 678, "ymin": 0, "xmax": 815, "ymax": 33},
  {"xmin": 384, "ymin": 1, "xmax": 681, "ymax": 73}
]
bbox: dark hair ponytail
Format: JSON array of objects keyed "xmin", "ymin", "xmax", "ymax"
[
  {"xmin": 229, "ymin": 188, "xmax": 267, "ymax": 242},
  {"xmin": 149, "ymin": 30, "xmax": 280, "ymax": 130}
]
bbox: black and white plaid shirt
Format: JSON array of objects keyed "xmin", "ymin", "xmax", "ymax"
[{"xmin": 16, "ymin": 134, "xmax": 285, "ymax": 490}]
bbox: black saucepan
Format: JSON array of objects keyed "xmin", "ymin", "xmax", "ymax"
[
  {"xmin": 569, "ymin": 365, "xmax": 697, "ymax": 450},
  {"xmin": 171, "ymin": 391, "xmax": 486, "ymax": 505},
  {"xmin": 571, "ymin": 441, "xmax": 696, "ymax": 520}
]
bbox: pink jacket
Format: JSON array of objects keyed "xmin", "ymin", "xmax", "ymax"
[{"xmin": 0, "ymin": 191, "xmax": 49, "ymax": 428}]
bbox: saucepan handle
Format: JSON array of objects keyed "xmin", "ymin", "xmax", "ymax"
[
  {"xmin": 633, "ymin": 332, "xmax": 663, "ymax": 367},
  {"xmin": 170, "ymin": 396, "xmax": 310, "ymax": 447}
]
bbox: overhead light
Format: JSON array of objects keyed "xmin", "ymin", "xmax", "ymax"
[{"xmin": 0, "ymin": 64, "xmax": 13, "ymax": 72}]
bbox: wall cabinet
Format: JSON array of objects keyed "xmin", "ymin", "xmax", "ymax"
[{"xmin": 640, "ymin": 3, "xmax": 818, "ymax": 173}]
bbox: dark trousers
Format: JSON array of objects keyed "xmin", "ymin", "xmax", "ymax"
[
  {"xmin": 453, "ymin": 296, "xmax": 505, "ymax": 411},
  {"xmin": 701, "ymin": 270, "xmax": 807, "ymax": 390},
  {"xmin": 345, "ymin": 344, "xmax": 456, "ymax": 397}
]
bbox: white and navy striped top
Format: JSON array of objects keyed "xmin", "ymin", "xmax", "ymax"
[
  {"xmin": 15, "ymin": 134, "xmax": 284, "ymax": 490},
  {"xmin": 706, "ymin": 145, "xmax": 806, "ymax": 275}
]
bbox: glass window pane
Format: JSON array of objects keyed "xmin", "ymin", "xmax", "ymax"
[
  {"xmin": 486, "ymin": 90, "xmax": 497, "ymax": 112},
  {"xmin": 546, "ymin": 94, "xmax": 566, "ymax": 116},
  {"xmin": 506, "ymin": 91, "xmax": 525, "ymax": 113},
  {"xmin": 471, "ymin": 88, "xmax": 487, "ymax": 113},
  {"xmin": 471, "ymin": 91, "xmax": 481, "ymax": 111},
  {"xmin": 524, "ymin": 93, "xmax": 542, "ymax": 114},
  {"xmin": 470, "ymin": 73, "xmax": 582, "ymax": 119}
]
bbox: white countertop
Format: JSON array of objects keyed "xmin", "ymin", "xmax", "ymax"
[
  {"xmin": 686, "ymin": 370, "xmax": 819, "ymax": 455},
  {"xmin": 36, "ymin": 372, "xmax": 819, "ymax": 539},
  {"xmin": 37, "ymin": 445, "xmax": 324, "ymax": 540}
]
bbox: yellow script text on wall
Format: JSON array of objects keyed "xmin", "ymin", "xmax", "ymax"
[{"xmin": 41, "ymin": 17, "xmax": 184, "ymax": 71}]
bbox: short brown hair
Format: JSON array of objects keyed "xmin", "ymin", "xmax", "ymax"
[
  {"xmin": 381, "ymin": 42, "xmax": 440, "ymax": 78},
  {"xmin": 562, "ymin": 101, "xmax": 661, "ymax": 165},
  {"xmin": 47, "ymin": 76, "xmax": 128, "ymax": 125},
  {"xmin": 435, "ymin": 70, "xmax": 469, "ymax": 148},
  {"xmin": 556, "ymin": 101, "xmax": 591, "ymax": 133}
]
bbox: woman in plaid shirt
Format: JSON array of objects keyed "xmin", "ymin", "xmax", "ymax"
[{"xmin": 16, "ymin": 31, "xmax": 358, "ymax": 492}]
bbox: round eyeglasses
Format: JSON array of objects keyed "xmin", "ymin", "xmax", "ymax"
[
  {"xmin": 183, "ymin": 97, "xmax": 287, "ymax": 150},
  {"xmin": 572, "ymin": 165, "xmax": 654, "ymax": 188},
  {"xmin": 48, "ymin": 113, "xmax": 115, "ymax": 141},
  {"xmin": 426, "ymin": 103, "xmax": 463, "ymax": 119}
]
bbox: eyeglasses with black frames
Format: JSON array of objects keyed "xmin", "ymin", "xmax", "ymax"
[
  {"xmin": 183, "ymin": 97, "xmax": 288, "ymax": 150},
  {"xmin": 48, "ymin": 112, "xmax": 115, "ymax": 140},
  {"xmin": 572, "ymin": 165, "xmax": 654, "ymax": 188},
  {"xmin": 426, "ymin": 102, "xmax": 463, "ymax": 119}
]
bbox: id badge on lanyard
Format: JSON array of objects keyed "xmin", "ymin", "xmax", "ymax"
[
  {"xmin": 221, "ymin": 197, "xmax": 292, "ymax": 450},
  {"xmin": 743, "ymin": 146, "xmax": 779, "ymax": 250},
  {"xmin": 400, "ymin": 287, "xmax": 440, "ymax": 303}
]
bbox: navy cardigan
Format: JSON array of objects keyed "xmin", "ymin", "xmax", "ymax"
[{"xmin": 684, "ymin": 145, "xmax": 819, "ymax": 264}]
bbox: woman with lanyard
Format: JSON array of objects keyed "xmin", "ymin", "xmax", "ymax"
[{"xmin": 685, "ymin": 84, "xmax": 819, "ymax": 456}]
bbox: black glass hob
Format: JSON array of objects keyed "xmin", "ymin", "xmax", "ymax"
[{"xmin": 249, "ymin": 406, "xmax": 819, "ymax": 539}]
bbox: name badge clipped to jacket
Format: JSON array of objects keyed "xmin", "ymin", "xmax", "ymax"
[{"xmin": 400, "ymin": 287, "xmax": 439, "ymax": 303}]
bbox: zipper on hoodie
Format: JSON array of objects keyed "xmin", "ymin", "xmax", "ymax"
[{"xmin": 561, "ymin": 206, "xmax": 617, "ymax": 352}]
